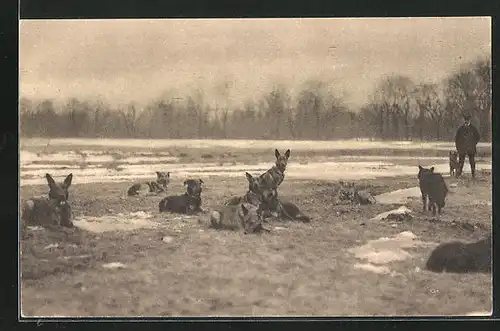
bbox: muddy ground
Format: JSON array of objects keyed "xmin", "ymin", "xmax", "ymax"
[{"xmin": 20, "ymin": 168, "xmax": 492, "ymax": 317}]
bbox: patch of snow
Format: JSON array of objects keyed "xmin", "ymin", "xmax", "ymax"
[
  {"xmin": 353, "ymin": 263, "xmax": 391, "ymax": 274},
  {"xmin": 162, "ymin": 236, "xmax": 174, "ymax": 243},
  {"xmin": 348, "ymin": 231, "xmax": 435, "ymax": 265},
  {"xmin": 73, "ymin": 212, "xmax": 160, "ymax": 233},
  {"xmin": 374, "ymin": 187, "xmax": 421, "ymax": 205},
  {"xmin": 370, "ymin": 206, "xmax": 413, "ymax": 221}
]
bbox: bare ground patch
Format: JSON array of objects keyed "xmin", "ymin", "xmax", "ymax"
[{"xmin": 20, "ymin": 170, "xmax": 492, "ymax": 316}]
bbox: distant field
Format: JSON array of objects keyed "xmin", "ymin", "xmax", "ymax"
[
  {"xmin": 19, "ymin": 138, "xmax": 492, "ymax": 186},
  {"xmin": 20, "ymin": 137, "xmax": 492, "ymax": 153}
]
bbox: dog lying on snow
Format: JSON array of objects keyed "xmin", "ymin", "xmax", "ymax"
[{"xmin": 158, "ymin": 178, "xmax": 204, "ymax": 215}]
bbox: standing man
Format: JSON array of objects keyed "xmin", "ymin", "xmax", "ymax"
[{"xmin": 455, "ymin": 113, "xmax": 480, "ymax": 178}]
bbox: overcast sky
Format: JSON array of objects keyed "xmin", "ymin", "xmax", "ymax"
[{"xmin": 20, "ymin": 17, "xmax": 491, "ymax": 110}]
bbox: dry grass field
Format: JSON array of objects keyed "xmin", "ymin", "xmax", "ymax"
[{"xmin": 20, "ymin": 145, "xmax": 492, "ymax": 316}]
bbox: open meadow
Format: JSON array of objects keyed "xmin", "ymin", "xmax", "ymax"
[{"xmin": 20, "ymin": 138, "xmax": 493, "ymax": 317}]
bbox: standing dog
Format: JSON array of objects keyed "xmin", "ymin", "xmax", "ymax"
[
  {"xmin": 425, "ymin": 235, "xmax": 491, "ymax": 273},
  {"xmin": 21, "ymin": 173, "xmax": 74, "ymax": 228},
  {"xmin": 128, "ymin": 171, "xmax": 170, "ymax": 196},
  {"xmin": 158, "ymin": 178, "xmax": 204, "ymax": 214},
  {"xmin": 258, "ymin": 149, "xmax": 290, "ymax": 189},
  {"xmin": 208, "ymin": 203, "xmax": 270, "ymax": 234},
  {"xmin": 417, "ymin": 165, "xmax": 448, "ymax": 216},
  {"xmin": 449, "ymin": 150, "xmax": 459, "ymax": 177}
]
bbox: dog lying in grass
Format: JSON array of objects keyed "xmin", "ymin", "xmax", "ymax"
[
  {"xmin": 127, "ymin": 171, "xmax": 170, "ymax": 196},
  {"xmin": 204, "ymin": 203, "xmax": 271, "ymax": 234},
  {"xmin": 158, "ymin": 178, "xmax": 204, "ymax": 214},
  {"xmin": 264, "ymin": 188, "xmax": 311, "ymax": 223},
  {"xmin": 22, "ymin": 173, "xmax": 74, "ymax": 228},
  {"xmin": 425, "ymin": 235, "xmax": 491, "ymax": 273}
]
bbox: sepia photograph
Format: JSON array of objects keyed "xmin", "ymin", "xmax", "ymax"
[{"xmin": 19, "ymin": 17, "xmax": 492, "ymax": 317}]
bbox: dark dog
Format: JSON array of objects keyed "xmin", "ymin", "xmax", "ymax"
[
  {"xmin": 128, "ymin": 171, "xmax": 170, "ymax": 196},
  {"xmin": 417, "ymin": 165, "xmax": 448, "ymax": 216},
  {"xmin": 158, "ymin": 178, "xmax": 204, "ymax": 214},
  {"xmin": 258, "ymin": 149, "xmax": 290, "ymax": 189},
  {"xmin": 449, "ymin": 150, "xmax": 459, "ymax": 177},
  {"xmin": 22, "ymin": 173, "xmax": 74, "ymax": 228},
  {"xmin": 425, "ymin": 235, "xmax": 491, "ymax": 273},
  {"xmin": 264, "ymin": 188, "xmax": 311, "ymax": 222}
]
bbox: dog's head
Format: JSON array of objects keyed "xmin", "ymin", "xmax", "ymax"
[
  {"xmin": 156, "ymin": 171, "xmax": 171, "ymax": 189},
  {"xmin": 46, "ymin": 173, "xmax": 72, "ymax": 203},
  {"xmin": 245, "ymin": 172, "xmax": 262, "ymax": 194},
  {"xmin": 275, "ymin": 149, "xmax": 290, "ymax": 172},
  {"xmin": 239, "ymin": 203, "xmax": 265, "ymax": 234},
  {"xmin": 449, "ymin": 151, "xmax": 458, "ymax": 162},
  {"xmin": 184, "ymin": 178, "xmax": 204, "ymax": 197},
  {"xmin": 417, "ymin": 165, "xmax": 434, "ymax": 181}
]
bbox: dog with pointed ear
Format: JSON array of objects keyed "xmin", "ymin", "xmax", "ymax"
[
  {"xmin": 184, "ymin": 178, "xmax": 204, "ymax": 197},
  {"xmin": 159, "ymin": 178, "xmax": 204, "ymax": 214},
  {"xmin": 274, "ymin": 149, "xmax": 290, "ymax": 172},
  {"xmin": 155, "ymin": 171, "xmax": 171, "ymax": 189},
  {"xmin": 22, "ymin": 173, "xmax": 74, "ymax": 228},
  {"xmin": 46, "ymin": 173, "xmax": 73, "ymax": 202}
]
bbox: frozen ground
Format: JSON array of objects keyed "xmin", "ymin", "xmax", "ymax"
[
  {"xmin": 19, "ymin": 137, "xmax": 492, "ymax": 151},
  {"xmin": 19, "ymin": 138, "xmax": 492, "ymax": 186}
]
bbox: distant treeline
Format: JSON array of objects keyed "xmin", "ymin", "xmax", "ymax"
[{"xmin": 20, "ymin": 57, "xmax": 491, "ymax": 142}]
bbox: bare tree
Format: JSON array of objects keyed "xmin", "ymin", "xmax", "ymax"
[
  {"xmin": 373, "ymin": 75, "xmax": 415, "ymax": 140},
  {"xmin": 473, "ymin": 58, "xmax": 492, "ymax": 141},
  {"xmin": 264, "ymin": 86, "xmax": 290, "ymax": 139},
  {"xmin": 119, "ymin": 102, "xmax": 138, "ymax": 138},
  {"xmin": 413, "ymin": 83, "xmax": 445, "ymax": 140}
]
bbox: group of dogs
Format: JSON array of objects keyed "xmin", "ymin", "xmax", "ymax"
[
  {"xmin": 130, "ymin": 148, "xmax": 310, "ymax": 234},
  {"xmin": 21, "ymin": 148, "xmax": 491, "ymax": 273}
]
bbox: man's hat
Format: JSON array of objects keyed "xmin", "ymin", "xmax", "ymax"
[{"xmin": 463, "ymin": 113, "xmax": 471, "ymax": 120}]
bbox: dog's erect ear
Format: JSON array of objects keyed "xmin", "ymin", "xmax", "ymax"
[
  {"xmin": 430, "ymin": 167, "xmax": 435, "ymax": 172},
  {"xmin": 45, "ymin": 173, "xmax": 56, "ymax": 189},
  {"xmin": 275, "ymin": 149, "xmax": 280, "ymax": 159},
  {"xmin": 184, "ymin": 180, "xmax": 188, "ymax": 186},
  {"xmin": 418, "ymin": 165, "xmax": 423, "ymax": 170},
  {"xmin": 449, "ymin": 151, "xmax": 453, "ymax": 155},
  {"xmin": 199, "ymin": 179, "xmax": 204, "ymax": 184},
  {"xmin": 156, "ymin": 171, "xmax": 162, "ymax": 178},
  {"xmin": 63, "ymin": 173, "xmax": 73, "ymax": 188},
  {"xmin": 166, "ymin": 172, "xmax": 170, "ymax": 177},
  {"xmin": 284, "ymin": 149, "xmax": 290, "ymax": 159},
  {"xmin": 245, "ymin": 172, "xmax": 253, "ymax": 182},
  {"xmin": 241, "ymin": 204, "xmax": 249, "ymax": 215}
]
